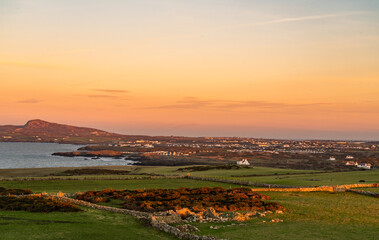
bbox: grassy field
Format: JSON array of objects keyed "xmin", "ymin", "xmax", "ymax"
[
  {"xmin": 0, "ymin": 166, "xmax": 136, "ymax": 178},
  {"xmin": 1, "ymin": 166, "xmax": 377, "ymax": 187},
  {"xmin": 230, "ymin": 169, "xmax": 379, "ymax": 186},
  {"xmin": 0, "ymin": 165, "xmax": 378, "ymax": 239},
  {"xmin": 0, "ymin": 175, "xmax": 163, "ymax": 181},
  {"xmin": 135, "ymin": 166, "xmax": 378, "ymax": 187},
  {"xmin": 0, "ymin": 207, "xmax": 175, "ymax": 240},
  {"xmin": 0, "ymin": 178, "xmax": 239, "ymax": 193},
  {"xmin": 192, "ymin": 191, "xmax": 379, "ymax": 240},
  {"xmin": 134, "ymin": 165, "xmax": 319, "ymax": 177}
]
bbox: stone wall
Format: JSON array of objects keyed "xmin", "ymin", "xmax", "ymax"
[
  {"xmin": 47, "ymin": 195, "xmax": 222, "ymax": 240},
  {"xmin": 346, "ymin": 188, "xmax": 379, "ymax": 197}
]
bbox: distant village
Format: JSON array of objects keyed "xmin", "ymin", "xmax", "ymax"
[
  {"xmin": 106, "ymin": 138, "xmax": 377, "ymax": 170},
  {"xmin": 1, "ymin": 119, "xmax": 377, "ymax": 170}
]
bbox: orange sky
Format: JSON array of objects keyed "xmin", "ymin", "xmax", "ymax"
[{"xmin": 1, "ymin": 1, "xmax": 379, "ymax": 140}]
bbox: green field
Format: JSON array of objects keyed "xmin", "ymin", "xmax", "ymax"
[
  {"xmin": 135, "ymin": 166, "xmax": 319, "ymax": 177},
  {"xmin": 0, "ymin": 165, "xmax": 378, "ymax": 240},
  {"xmin": 2, "ymin": 166, "xmax": 377, "ymax": 187},
  {"xmin": 230, "ymin": 169, "xmax": 379, "ymax": 186},
  {"xmin": 0, "ymin": 208, "xmax": 175, "ymax": 240},
  {"xmin": 136, "ymin": 166, "xmax": 379, "ymax": 187},
  {"xmin": 192, "ymin": 191, "xmax": 379, "ymax": 240},
  {"xmin": 0, "ymin": 178, "xmax": 239, "ymax": 193}
]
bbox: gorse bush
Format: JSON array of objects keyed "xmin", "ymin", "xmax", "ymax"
[
  {"xmin": 51, "ymin": 168, "xmax": 131, "ymax": 176},
  {"xmin": 0, "ymin": 186, "xmax": 32, "ymax": 195},
  {"xmin": 77, "ymin": 187, "xmax": 284, "ymax": 212},
  {"xmin": 0, "ymin": 195, "xmax": 81, "ymax": 212}
]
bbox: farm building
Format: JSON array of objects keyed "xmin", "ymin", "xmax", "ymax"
[{"xmin": 237, "ymin": 159, "xmax": 250, "ymax": 166}]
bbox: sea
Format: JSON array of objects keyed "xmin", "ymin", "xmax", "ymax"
[{"xmin": 0, "ymin": 142, "xmax": 137, "ymax": 169}]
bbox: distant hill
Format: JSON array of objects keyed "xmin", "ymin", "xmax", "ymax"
[
  {"xmin": 0, "ymin": 119, "xmax": 121, "ymax": 144},
  {"xmin": 0, "ymin": 119, "xmax": 209, "ymax": 144}
]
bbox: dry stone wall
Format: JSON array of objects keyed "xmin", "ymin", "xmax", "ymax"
[
  {"xmin": 47, "ymin": 195, "xmax": 222, "ymax": 240},
  {"xmin": 346, "ymin": 188, "xmax": 379, "ymax": 197}
]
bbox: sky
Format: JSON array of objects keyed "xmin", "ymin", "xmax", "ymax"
[{"xmin": 1, "ymin": 0, "xmax": 379, "ymax": 140}]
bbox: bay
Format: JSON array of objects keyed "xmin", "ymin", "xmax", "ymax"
[{"xmin": 0, "ymin": 142, "xmax": 136, "ymax": 169}]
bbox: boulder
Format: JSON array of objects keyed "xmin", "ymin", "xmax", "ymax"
[
  {"xmin": 204, "ymin": 207, "xmax": 219, "ymax": 219},
  {"xmin": 177, "ymin": 224, "xmax": 200, "ymax": 232}
]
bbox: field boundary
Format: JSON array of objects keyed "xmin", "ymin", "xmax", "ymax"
[
  {"xmin": 185, "ymin": 176, "xmax": 379, "ymax": 193},
  {"xmin": 346, "ymin": 188, "xmax": 379, "ymax": 197}
]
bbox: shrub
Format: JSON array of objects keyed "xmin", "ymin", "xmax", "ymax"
[
  {"xmin": 0, "ymin": 195, "xmax": 81, "ymax": 212},
  {"xmin": 0, "ymin": 187, "xmax": 32, "ymax": 196},
  {"xmin": 77, "ymin": 187, "xmax": 284, "ymax": 213}
]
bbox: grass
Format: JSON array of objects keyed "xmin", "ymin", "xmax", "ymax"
[
  {"xmin": 0, "ymin": 207, "xmax": 176, "ymax": 240},
  {"xmin": 0, "ymin": 178, "xmax": 239, "ymax": 193},
  {"xmin": 0, "ymin": 165, "xmax": 378, "ymax": 239},
  {"xmin": 0, "ymin": 166, "xmax": 136, "ymax": 178},
  {"xmin": 230, "ymin": 170, "xmax": 379, "ymax": 186},
  {"xmin": 135, "ymin": 166, "xmax": 379, "ymax": 187},
  {"xmin": 135, "ymin": 165, "xmax": 319, "ymax": 177},
  {"xmin": 0, "ymin": 175, "xmax": 160, "ymax": 181},
  {"xmin": 192, "ymin": 192, "xmax": 379, "ymax": 240},
  {"xmin": 96, "ymin": 199, "xmax": 125, "ymax": 208},
  {"xmin": 187, "ymin": 167, "xmax": 319, "ymax": 177},
  {"xmin": 3, "ymin": 165, "xmax": 376, "ymax": 188}
]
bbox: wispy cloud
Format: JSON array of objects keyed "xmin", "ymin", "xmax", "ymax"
[
  {"xmin": 87, "ymin": 94, "xmax": 119, "ymax": 99},
  {"xmin": 93, "ymin": 89, "xmax": 129, "ymax": 94},
  {"xmin": 17, "ymin": 99, "xmax": 42, "ymax": 104},
  {"xmin": 146, "ymin": 97, "xmax": 331, "ymax": 112},
  {"xmin": 85, "ymin": 89, "xmax": 130, "ymax": 99},
  {"xmin": 224, "ymin": 11, "xmax": 371, "ymax": 29},
  {"xmin": 142, "ymin": 11, "xmax": 372, "ymax": 44}
]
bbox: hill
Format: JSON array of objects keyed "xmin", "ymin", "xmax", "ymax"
[{"xmin": 0, "ymin": 119, "xmax": 121, "ymax": 144}]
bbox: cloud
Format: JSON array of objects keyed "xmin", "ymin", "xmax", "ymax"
[
  {"xmin": 87, "ymin": 94, "xmax": 119, "ymax": 99},
  {"xmin": 17, "ymin": 99, "xmax": 41, "ymax": 104},
  {"xmin": 224, "ymin": 11, "xmax": 370, "ymax": 29},
  {"xmin": 146, "ymin": 97, "xmax": 331, "ymax": 112},
  {"xmin": 85, "ymin": 89, "xmax": 130, "ymax": 99},
  {"xmin": 93, "ymin": 89, "xmax": 129, "ymax": 94}
]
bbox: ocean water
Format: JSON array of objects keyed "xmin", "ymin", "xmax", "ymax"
[{"xmin": 0, "ymin": 142, "xmax": 136, "ymax": 169}]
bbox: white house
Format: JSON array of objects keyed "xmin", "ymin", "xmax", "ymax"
[
  {"xmin": 357, "ymin": 163, "xmax": 371, "ymax": 170},
  {"xmin": 329, "ymin": 157, "xmax": 336, "ymax": 161},
  {"xmin": 237, "ymin": 159, "xmax": 250, "ymax": 166}
]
